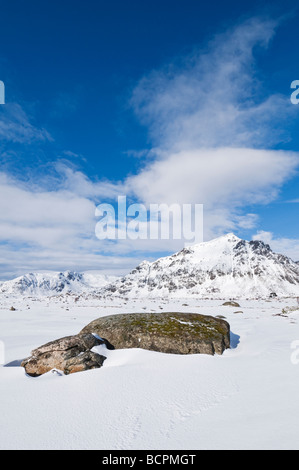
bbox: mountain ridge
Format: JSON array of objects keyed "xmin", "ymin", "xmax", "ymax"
[
  {"xmin": 0, "ymin": 271, "xmax": 118, "ymax": 296},
  {"xmin": 1, "ymin": 233, "xmax": 298, "ymax": 299},
  {"xmin": 102, "ymin": 233, "xmax": 299, "ymax": 299}
]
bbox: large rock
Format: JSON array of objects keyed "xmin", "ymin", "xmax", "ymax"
[
  {"xmin": 21, "ymin": 333, "xmax": 106, "ymax": 377},
  {"xmin": 80, "ymin": 312, "xmax": 230, "ymax": 355},
  {"xmin": 22, "ymin": 313, "xmax": 231, "ymax": 376}
]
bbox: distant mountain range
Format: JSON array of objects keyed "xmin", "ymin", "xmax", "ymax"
[
  {"xmin": 1, "ymin": 233, "xmax": 299, "ymax": 299},
  {"xmin": 0, "ymin": 271, "xmax": 117, "ymax": 296}
]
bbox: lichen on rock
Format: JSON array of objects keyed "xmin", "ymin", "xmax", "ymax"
[{"xmin": 80, "ymin": 312, "xmax": 230, "ymax": 355}]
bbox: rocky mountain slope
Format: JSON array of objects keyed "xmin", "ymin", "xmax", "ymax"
[
  {"xmin": 0, "ymin": 271, "xmax": 117, "ymax": 296},
  {"xmin": 102, "ymin": 233, "xmax": 299, "ymax": 299},
  {"xmin": 1, "ymin": 233, "xmax": 298, "ymax": 299}
]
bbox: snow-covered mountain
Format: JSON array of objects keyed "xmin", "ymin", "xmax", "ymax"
[
  {"xmin": 0, "ymin": 271, "xmax": 118, "ymax": 296},
  {"xmin": 102, "ymin": 233, "xmax": 299, "ymax": 299},
  {"xmin": 1, "ymin": 234, "xmax": 299, "ymax": 299}
]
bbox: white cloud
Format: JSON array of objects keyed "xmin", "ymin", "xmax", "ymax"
[
  {"xmin": 0, "ymin": 169, "xmax": 136, "ymax": 278},
  {"xmin": 131, "ymin": 16, "xmax": 293, "ymax": 151},
  {"xmin": 127, "ymin": 148, "xmax": 298, "ymax": 206},
  {"xmin": 125, "ymin": 147, "xmax": 299, "ymax": 239},
  {"xmin": 126, "ymin": 15, "xmax": 299, "ymax": 240},
  {"xmin": 0, "ymin": 103, "xmax": 52, "ymax": 144},
  {"xmin": 1, "ymin": 15, "xmax": 299, "ymax": 279},
  {"xmin": 55, "ymin": 162, "xmax": 123, "ymax": 200},
  {"xmin": 0, "ymin": 168, "xmax": 176, "ymax": 279}
]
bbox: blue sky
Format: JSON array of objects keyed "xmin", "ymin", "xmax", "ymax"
[{"xmin": 0, "ymin": 0, "xmax": 299, "ymax": 278}]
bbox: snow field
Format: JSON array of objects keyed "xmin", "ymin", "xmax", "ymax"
[{"xmin": 0, "ymin": 296, "xmax": 299, "ymax": 449}]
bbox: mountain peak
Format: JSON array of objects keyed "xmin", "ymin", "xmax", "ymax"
[
  {"xmin": 223, "ymin": 232, "xmax": 241, "ymax": 240},
  {"xmin": 103, "ymin": 233, "xmax": 299, "ymax": 299},
  {"xmin": 0, "ymin": 271, "xmax": 118, "ymax": 296},
  {"xmin": 1, "ymin": 233, "xmax": 298, "ymax": 300},
  {"xmin": 208, "ymin": 232, "xmax": 242, "ymax": 244}
]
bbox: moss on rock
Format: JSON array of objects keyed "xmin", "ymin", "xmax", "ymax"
[{"xmin": 80, "ymin": 312, "xmax": 230, "ymax": 355}]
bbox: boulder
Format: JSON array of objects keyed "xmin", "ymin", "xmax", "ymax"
[
  {"xmin": 80, "ymin": 312, "xmax": 230, "ymax": 355},
  {"xmin": 21, "ymin": 313, "xmax": 231, "ymax": 376},
  {"xmin": 222, "ymin": 301, "xmax": 241, "ymax": 307},
  {"xmin": 21, "ymin": 333, "xmax": 106, "ymax": 377}
]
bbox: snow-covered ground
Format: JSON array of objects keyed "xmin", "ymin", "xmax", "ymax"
[{"xmin": 0, "ymin": 293, "xmax": 299, "ymax": 450}]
